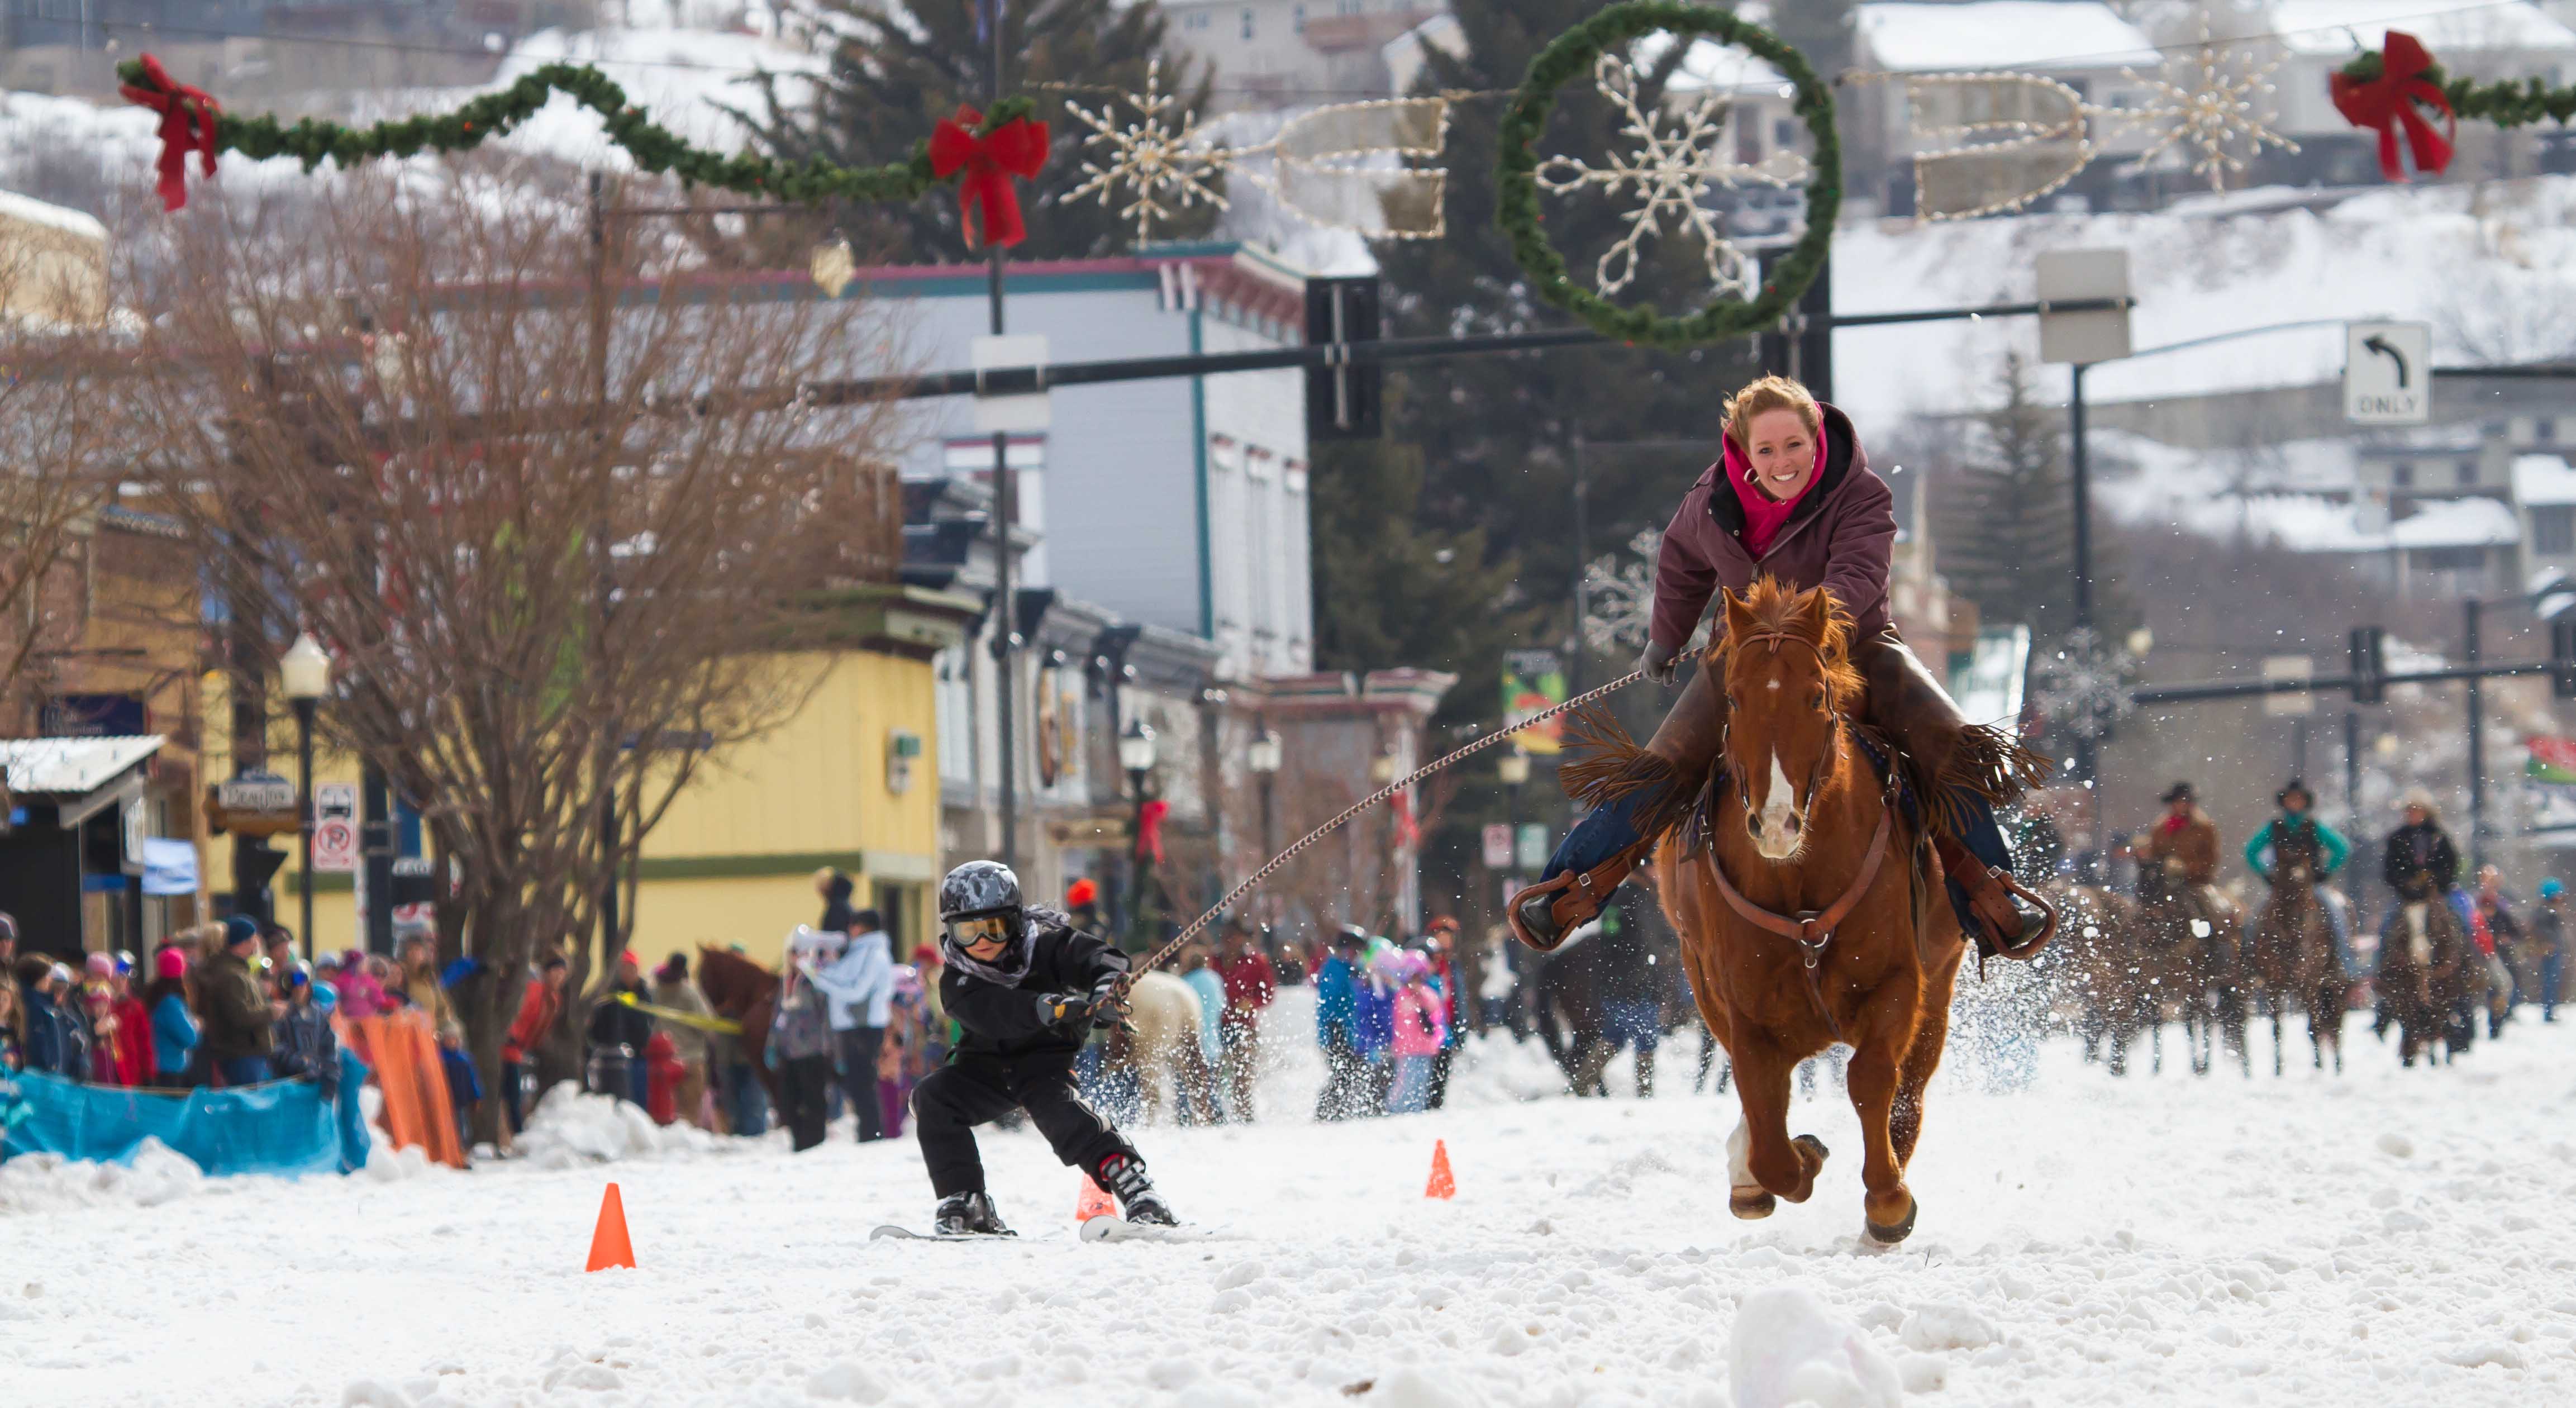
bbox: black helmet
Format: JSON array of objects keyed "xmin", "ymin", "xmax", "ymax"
[{"xmin": 940, "ymin": 860, "xmax": 1023, "ymax": 921}]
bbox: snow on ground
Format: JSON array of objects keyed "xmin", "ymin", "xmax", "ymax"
[{"xmin": 8, "ymin": 990, "xmax": 2576, "ymax": 1406}]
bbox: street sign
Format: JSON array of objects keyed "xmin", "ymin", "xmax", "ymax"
[
  {"xmin": 2036, "ymin": 249, "xmax": 2132, "ymax": 365},
  {"xmin": 2263, "ymin": 654, "xmax": 2315, "ymax": 716},
  {"xmin": 2344, "ymin": 321, "xmax": 2430, "ymax": 424},
  {"xmin": 208, "ymin": 770, "xmax": 299, "ymax": 836},
  {"xmin": 971, "ymin": 334, "xmax": 1051, "ymax": 435},
  {"xmin": 1516, "ymin": 822, "xmax": 1552, "ymax": 872},
  {"xmin": 311, "ymin": 781, "xmax": 359, "ymax": 873},
  {"xmin": 1482, "ymin": 823, "xmax": 1513, "ymax": 870}
]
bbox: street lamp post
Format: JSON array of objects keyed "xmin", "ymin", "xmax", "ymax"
[
  {"xmin": 1370, "ymin": 749, "xmax": 1399, "ymax": 931},
  {"xmin": 1496, "ymin": 745, "xmax": 1531, "ymax": 895},
  {"xmin": 1247, "ymin": 722, "xmax": 1283, "ymax": 921},
  {"xmin": 280, "ymin": 632, "xmax": 331, "ymax": 962},
  {"xmin": 1120, "ymin": 718, "xmax": 1158, "ymax": 952}
]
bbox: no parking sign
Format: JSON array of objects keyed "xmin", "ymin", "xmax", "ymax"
[{"xmin": 312, "ymin": 782, "xmax": 358, "ymax": 873}]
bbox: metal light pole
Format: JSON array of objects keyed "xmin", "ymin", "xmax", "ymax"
[
  {"xmin": 1497, "ymin": 745, "xmax": 1531, "ymax": 894},
  {"xmin": 1247, "ymin": 722, "xmax": 1282, "ymax": 917},
  {"xmin": 984, "ymin": 0, "xmax": 1021, "ymax": 872},
  {"xmin": 280, "ymin": 632, "xmax": 331, "ymax": 962},
  {"xmin": 1120, "ymin": 718, "xmax": 1158, "ymax": 952},
  {"xmin": 2465, "ymin": 596, "xmax": 2485, "ymax": 871},
  {"xmin": 1370, "ymin": 749, "xmax": 1399, "ymax": 931}
]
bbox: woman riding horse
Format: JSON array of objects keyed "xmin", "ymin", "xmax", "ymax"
[
  {"xmin": 1508, "ymin": 375, "xmax": 2051, "ymax": 962},
  {"xmin": 2245, "ymin": 779, "xmax": 2353, "ymax": 1072}
]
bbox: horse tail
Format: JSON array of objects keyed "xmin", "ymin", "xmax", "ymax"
[{"xmin": 1559, "ymin": 704, "xmax": 1704, "ymax": 847}]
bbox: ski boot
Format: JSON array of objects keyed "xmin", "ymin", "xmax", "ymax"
[
  {"xmin": 1094, "ymin": 1153, "xmax": 1177, "ymax": 1226},
  {"xmin": 932, "ymin": 1192, "xmax": 1016, "ymax": 1238}
]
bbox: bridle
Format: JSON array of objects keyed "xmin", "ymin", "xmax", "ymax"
[{"xmin": 1702, "ymin": 625, "xmax": 1896, "ymax": 1044}]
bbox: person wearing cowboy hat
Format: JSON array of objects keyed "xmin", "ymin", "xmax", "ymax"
[
  {"xmin": 2244, "ymin": 780, "xmax": 2351, "ymax": 886},
  {"xmin": 2143, "ymin": 781, "xmax": 2222, "ymax": 888},
  {"xmin": 2381, "ymin": 787, "xmax": 2460, "ymax": 908}
]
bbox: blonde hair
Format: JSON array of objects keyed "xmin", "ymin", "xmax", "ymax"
[{"xmin": 1723, "ymin": 374, "xmax": 1822, "ymax": 446}]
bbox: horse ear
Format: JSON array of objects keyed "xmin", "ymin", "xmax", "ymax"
[
  {"xmin": 1722, "ymin": 588, "xmax": 1757, "ymax": 641},
  {"xmin": 1796, "ymin": 586, "xmax": 1834, "ymax": 640}
]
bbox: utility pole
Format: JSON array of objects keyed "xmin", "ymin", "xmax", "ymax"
[
  {"xmin": 984, "ymin": 0, "xmax": 1019, "ymax": 873},
  {"xmin": 2069, "ymin": 360, "xmax": 2099, "ymax": 860},
  {"xmin": 2466, "ymin": 596, "xmax": 2485, "ymax": 872},
  {"xmin": 1569, "ymin": 419, "xmax": 1587, "ymax": 703}
]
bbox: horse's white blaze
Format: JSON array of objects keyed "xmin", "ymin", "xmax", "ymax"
[
  {"xmin": 2404, "ymin": 903, "xmax": 2433, "ymax": 964},
  {"xmin": 1753, "ymin": 751, "xmax": 1802, "ymax": 859},
  {"xmin": 1728, "ymin": 1117, "xmax": 1756, "ymax": 1190}
]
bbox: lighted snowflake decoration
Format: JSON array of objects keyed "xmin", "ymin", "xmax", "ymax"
[
  {"xmin": 2030, "ymin": 628, "xmax": 2138, "ymax": 743},
  {"xmin": 2118, "ymin": 21, "xmax": 2299, "ymax": 192},
  {"xmin": 1534, "ymin": 53, "xmax": 1808, "ymax": 298},
  {"xmin": 1063, "ymin": 59, "xmax": 1231, "ymax": 242},
  {"xmin": 1583, "ymin": 529, "xmax": 1663, "ymax": 652}
]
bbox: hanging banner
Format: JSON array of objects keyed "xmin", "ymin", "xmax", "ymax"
[
  {"xmin": 1502, "ymin": 649, "xmax": 1569, "ymax": 755},
  {"xmin": 2526, "ymin": 734, "xmax": 2576, "ymax": 784}
]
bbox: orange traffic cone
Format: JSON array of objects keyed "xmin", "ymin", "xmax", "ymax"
[
  {"xmin": 1425, "ymin": 1140, "xmax": 1456, "ymax": 1200},
  {"xmin": 1076, "ymin": 1173, "xmax": 1118, "ymax": 1221},
  {"xmin": 586, "ymin": 1182, "xmax": 636, "ymax": 1271}
]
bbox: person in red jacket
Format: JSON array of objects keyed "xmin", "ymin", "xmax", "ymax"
[
  {"xmin": 108, "ymin": 952, "xmax": 155, "ymax": 1087},
  {"xmin": 1507, "ymin": 375, "xmax": 2053, "ymax": 963},
  {"xmin": 1213, "ymin": 918, "xmax": 1278, "ymax": 1121},
  {"xmin": 500, "ymin": 953, "xmax": 569, "ymax": 1136}
]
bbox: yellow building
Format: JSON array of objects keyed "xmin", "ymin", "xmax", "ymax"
[{"xmin": 203, "ymin": 584, "xmax": 977, "ymax": 968}]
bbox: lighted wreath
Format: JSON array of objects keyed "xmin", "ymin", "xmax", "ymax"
[{"xmin": 1495, "ymin": 1, "xmax": 1839, "ymax": 349}]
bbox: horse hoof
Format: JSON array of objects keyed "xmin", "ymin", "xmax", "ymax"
[
  {"xmin": 1730, "ymin": 1188, "xmax": 1777, "ymax": 1220},
  {"xmin": 1793, "ymin": 1134, "xmax": 1831, "ymax": 1168},
  {"xmin": 1864, "ymin": 1199, "xmax": 1918, "ymax": 1246}
]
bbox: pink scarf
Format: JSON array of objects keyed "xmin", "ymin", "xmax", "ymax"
[{"xmin": 1723, "ymin": 430, "xmax": 1828, "ymax": 556}]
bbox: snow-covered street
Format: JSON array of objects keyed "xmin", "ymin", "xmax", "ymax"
[{"xmin": 8, "ymin": 995, "xmax": 2576, "ymax": 1408}]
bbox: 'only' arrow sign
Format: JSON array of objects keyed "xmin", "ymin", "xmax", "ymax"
[{"xmin": 2363, "ymin": 333, "xmax": 2410, "ymax": 389}]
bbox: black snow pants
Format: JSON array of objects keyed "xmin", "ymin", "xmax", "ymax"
[
  {"xmin": 780, "ymin": 1055, "xmax": 834, "ymax": 1152},
  {"xmin": 911, "ymin": 1051, "xmax": 1136, "ymax": 1197}
]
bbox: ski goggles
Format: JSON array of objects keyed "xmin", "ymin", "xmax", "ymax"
[{"xmin": 946, "ymin": 912, "xmax": 1018, "ymax": 954}]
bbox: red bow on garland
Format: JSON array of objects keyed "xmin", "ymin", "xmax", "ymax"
[
  {"xmin": 2330, "ymin": 31, "xmax": 2455, "ymax": 182},
  {"xmin": 927, "ymin": 105, "xmax": 1050, "ymax": 249},
  {"xmin": 1135, "ymin": 798, "xmax": 1170, "ymax": 864},
  {"xmin": 118, "ymin": 53, "xmax": 223, "ymax": 212}
]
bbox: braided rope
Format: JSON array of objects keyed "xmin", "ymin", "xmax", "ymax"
[{"xmin": 1118, "ymin": 670, "xmax": 1646, "ymax": 991}]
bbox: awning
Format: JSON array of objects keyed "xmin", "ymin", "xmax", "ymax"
[{"xmin": 0, "ymin": 735, "xmax": 166, "ymax": 827}]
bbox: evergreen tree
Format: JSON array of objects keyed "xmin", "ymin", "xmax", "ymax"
[
  {"xmin": 1931, "ymin": 351, "xmax": 2134, "ymax": 645},
  {"xmin": 735, "ymin": 0, "xmax": 1217, "ymax": 261}
]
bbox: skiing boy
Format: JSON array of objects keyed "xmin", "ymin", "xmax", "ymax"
[{"xmin": 913, "ymin": 860, "xmax": 1178, "ymax": 1235}]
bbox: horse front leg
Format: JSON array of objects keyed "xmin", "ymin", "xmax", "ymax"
[
  {"xmin": 1845, "ymin": 1036, "xmax": 1915, "ymax": 1244},
  {"xmin": 1727, "ymin": 1038, "xmax": 1826, "ymax": 1216}
]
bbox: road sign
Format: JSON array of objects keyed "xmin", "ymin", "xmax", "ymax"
[
  {"xmin": 208, "ymin": 770, "xmax": 298, "ymax": 836},
  {"xmin": 314, "ymin": 781, "xmax": 357, "ymax": 822},
  {"xmin": 1516, "ymin": 822, "xmax": 1553, "ymax": 872},
  {"xmin": 2263, "ymin": 654, "xmax": 2315, "ymax": 716},
  {"xmin": 2345, "ymin": 321, "xmax": 2430, "ymax": 424},
  {"xmin": 311, "ymin": 819, "xmax": 359, "ymax": 873},
  {"xmin": 2036, "ymin": 249, "xmax": 2132, "ymax": 365},
  {"xmin": 1482, "ymin": 824, "xmax": 1513, "ymax": 869}
]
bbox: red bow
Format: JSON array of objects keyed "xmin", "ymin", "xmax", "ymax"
[
  {"xmin": 118, "ymin": 54, "xmax": 223, "ymax": 212},
  {"xmin": 927, "ymin": 105, "xmax": 1050, "ymax": 249},
  {"xmin": 2330, "ymin": 31, "xmax": 2455, "ymax": 182},
  {"xmin": 1135, "ymin": 798, "xmax": 1169, "ymax": 864}
]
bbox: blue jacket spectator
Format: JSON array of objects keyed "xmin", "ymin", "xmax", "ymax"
[
  {"xmin": 272, "ymin": 966, "xmax": 339, "ymax": 1095},
  {"xmin": 15, "ymin": 957, "xmax": 80, "ymax": 1078},
  {"xmin": 1315, "ymin": 948, "xmax": 1359, "ymax": 1049}
]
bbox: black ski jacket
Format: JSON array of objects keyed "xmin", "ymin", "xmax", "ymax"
[{"xmin": 941, "ymin": 917, "xmax": 1129, "ymax": 1062}]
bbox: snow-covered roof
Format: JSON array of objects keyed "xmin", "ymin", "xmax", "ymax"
[
  {"xmin": 2269, "ymin": 1, "xmax": 2576, "ymax": 57},
  {"xmin": 0, "ymin": 735, "xmax": 163, "ymax": 796},
  {"xmin": 2389, "ymin": 496, "xmax": 2521, "ymax": 549},
  {"xmin": 1663, "ymin": 34, "xmax": 1792, "ymax": 94},
  {"xmin": 2249, "ymin": 494, "xmax": 2386, "ymax": 553},
  {"xmin": 0, "ymin": 188, "xmax": 105, "ymax": 244},
  {"xmin": 1855, "ymin": 2, "xmax": 2158, "ymax": 72},
  {"xmin": 2515, "ymin": 453, "xmax": 2576, "ymax": 506}
]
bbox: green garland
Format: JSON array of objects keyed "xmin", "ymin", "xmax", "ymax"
[
  {"xmin": 1495, "ymin": 2, "xmax": 1839, "ymax": 350},
  {"xmin": 118, "ymin": 58, "xmax": 1046, "ymax": 204},
  {"xmin": 2338, "ymin": 49, "xmax": 2576, "ymax": 129}
]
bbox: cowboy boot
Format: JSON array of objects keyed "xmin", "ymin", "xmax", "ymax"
[
  {"xmin": 1936, "ymin": 834, "xmax": 2056, "ymax": 961},
  {"xmin": 1508, "ymin": 839, "xmax": 1657, "ymax": 953}
]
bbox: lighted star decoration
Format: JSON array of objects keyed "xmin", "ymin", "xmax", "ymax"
[
  {"xmin": 1583, "ymin": 529, "xmax": 1662, "ymax": 652},
  {"xmin": 2118, "ymin": 21, "xmax": 2299, "ymax": 192},
  {"xmin": 1534, "ymin": 52, "xmax": 1808, "ymax": 298},
  {"xmin": 1063, "ymin": 58, "xmax": 1231, "ymax": 242}
]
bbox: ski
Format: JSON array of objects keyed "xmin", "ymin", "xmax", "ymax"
[
  {"xmin": 868, "ymin": 1224, "xmax": 1020, "ymax": 1243},
  {"xmin": 1078, "ymin": 1217, "xmax": 1221, "ymax": 1244}
]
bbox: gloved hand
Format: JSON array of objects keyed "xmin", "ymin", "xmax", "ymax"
[
  {"xmin": 1032, "ymin": 991, "xmax": 1096, "ymax": 1027},
  {"xmin": 1636, "ymin": 640, "xmax": 1681, "ymax": 687},
  {"xmin": 1087, "ymin": 977, "xmax": 1130, "ymax": 1030}
]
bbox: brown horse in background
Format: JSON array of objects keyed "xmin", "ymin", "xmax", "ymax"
[
  {"xmin": 2136, "ymin": 861, "xmax": 2246, "ymax": 1076},
  {"xmin": 2249, "ymin": 861, "xmax": 2345, "ymax": 1075},
  {"xmin": 2377, "ymin": 900, "xmax": 2467, "ymax": 1067},
  {"xmin": 1626, "ymin": 579, "xmax": 1963, "ymax": 1245},
  {"xmin": 2053, "ymin": 881, "xmax": 2158, "ymax": 1076},
  {"xmin": 695, "ymin": 946, "xmax": 780, "ymax": 1101}
]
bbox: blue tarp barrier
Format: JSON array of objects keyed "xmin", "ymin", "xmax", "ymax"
[{"xmin": 1, "ymin": 1069, "xmax": 344, "ymax": 1178}]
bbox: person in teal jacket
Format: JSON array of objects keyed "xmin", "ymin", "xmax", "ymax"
[
  {"xmin": 2245, "ymin": 779, "xmax": 2354, "ymax": 972},
  {"xmin": 145, "ymin": 947, "xmax": 200, "ymax": 1086}
]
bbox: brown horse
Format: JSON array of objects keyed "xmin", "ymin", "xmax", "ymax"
[
  {"xmin": 2135, "ymin": 861, "xmax": 2246, "ymax": 1076},
  {"xmin": 2053, "ymin": 880, "xmax": 2157, "ymax": 1076},
  {"xmin": 2377, "ymin": 900, "xmax": 2467, "ymax": 1067},
  {"xmin": 1639, "ymin": 579, "xmax": 1963, "ymax": 1245},
  {"xmin": 2248, "ymin": 857, "xmax": 2346, "ymax": 1075},
  {"xmin": 695, "ymin": 945, "xmax": 781, "ymax": 1101}
]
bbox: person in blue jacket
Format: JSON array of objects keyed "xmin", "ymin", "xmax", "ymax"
[
  {"xmin": 1312, "ymin": 926, "xmax": 1367, "ymax": 1121},
  {"xmin": 2245, "ymin": 780, "xmax": 2354, "ymax": 971},
  {"xmin": 1353, "ymin": 941, "xmax": 1398, "ymax": 1117},
  {"xmin": 14, "ymin": 955, "xmax": 80, "ymax": 1078},
  {"xmin": 145, "ymin": 947, "xmax": 200, "ymax": 1086}
]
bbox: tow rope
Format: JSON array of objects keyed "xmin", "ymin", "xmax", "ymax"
[{"xmin": 1116, "ymin": 669, "xmax": 1646, "ymax": 993}]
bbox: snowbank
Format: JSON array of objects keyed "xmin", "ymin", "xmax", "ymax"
[{"xmin": 509, "ymin": 1081, "xmax": 740, "ymax": 1169}]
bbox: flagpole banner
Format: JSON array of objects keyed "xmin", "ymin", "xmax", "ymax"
[{"xmin": 1503, "ymin": 649, "xmax": 1569, "ymax": 755}]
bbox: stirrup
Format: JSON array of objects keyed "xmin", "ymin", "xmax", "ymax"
[
  {"xmin": 1983, "ymin": 868, "xmax": 2058, "ymax": 961},
  {"xmin": 1507, "ymin": 841, "xmax": 1651, "ymax": 954}
]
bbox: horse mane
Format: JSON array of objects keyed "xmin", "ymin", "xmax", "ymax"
[{"xmin": 1716, "ymin": 577, "xmax": 1865, "ymax": 706}]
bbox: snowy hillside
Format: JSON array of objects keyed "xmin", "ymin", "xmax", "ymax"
[{"xmin": 1833, "ymin": 175, "xmax": 2576, "ymax": 425}]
